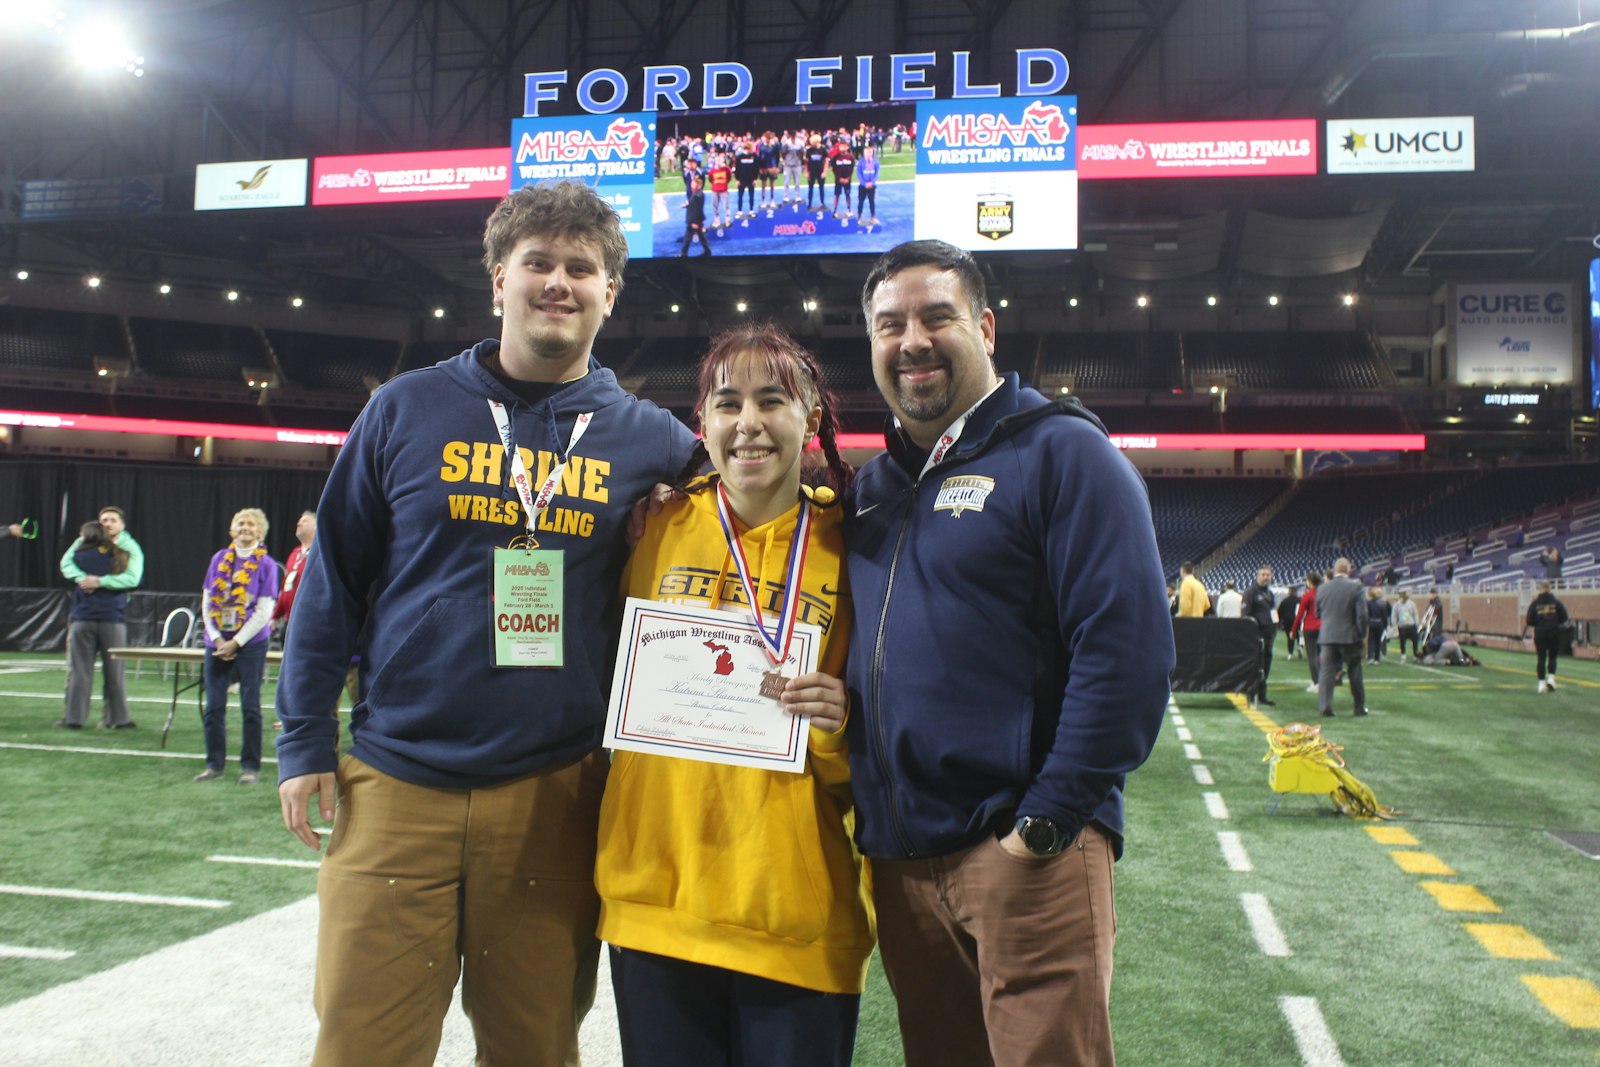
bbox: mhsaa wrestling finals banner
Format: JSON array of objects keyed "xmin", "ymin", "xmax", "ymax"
[
  {"xmin": 913, "ymin": 96, "xmax": 1078, "ymax": 251},
  {"xmin": 510, "ymin": 112, "xmax": 656, "ymax": 260}
]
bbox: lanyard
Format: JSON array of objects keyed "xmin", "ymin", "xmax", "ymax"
[
  {"xmin": 912, "ymin": 377, "xmax": 1003, "ymax": 481},
  {"xmin": 487, "ymin": 400, "xmax": 592, "ymax": 544},
  {"xmin": 714, "ymin": 484, "xmax": 813, "ymax": 667}
]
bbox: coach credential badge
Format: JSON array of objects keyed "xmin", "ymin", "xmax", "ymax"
[{"xmin": 933, "ymin": 475, "xmax": 995, "ymax": 517}]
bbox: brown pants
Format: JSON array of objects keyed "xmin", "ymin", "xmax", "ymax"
[
  {"xmin": 311, "ymin": 753, "xmax": 607, "ymax": 1067},
  {"xmin": 873, "ymin": 824, "xmax": 1118, "ymax": 1067}
]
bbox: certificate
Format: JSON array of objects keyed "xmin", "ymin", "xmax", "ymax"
[{"xmin": 604, "ymin": 597, "xmax": 819, "ymax": 772}]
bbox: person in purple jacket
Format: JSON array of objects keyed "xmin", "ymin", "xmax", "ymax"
[{"xmin": 194, "ymin": 507, "xmax": 278, "ymax": 784}]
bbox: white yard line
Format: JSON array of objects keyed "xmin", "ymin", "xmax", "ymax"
[
  {"xmin": 1191, "ymin": 764, "xmax": 1214, "ymax": 785},
  {"xmin": 1175, "ymin": 726, "xmax": 1193, "ymax": 741},
  {"xmin": 1170, "ymin": 715, "xmax": 1185, "ymax": 725},
  {"xmin": 1394, "ymin": 662, "xmax": 1481, "ymax": 683},
  {"xmin": 208, "ymin": 855, "xmax": 321, "ymax": 870},
  {"xmin": 1241, "ymin": 892, "xmax": 1292, "ymax": 957},
  {"xmin": 1183, "ymin": 743, "xmax": 1202, "ymax": 760},
  {"xmin": 0, "ymin": 945, "xmax": 76, "ymax": 961},
  {"xmin": 1279, "ymin": 995, "xmax": 1349, "ymax": 1067},
  {"xmin": 1203, "ymin": 792, "xmax": 1231, "ymax": 820},
  {"xmin": 1217, "ymin": 831, "xmax": 1253, "ymax": 872},
  {"xmin": 0, "ymin": 884, "xmax": 229, "ymax": 909},
  {"xmin": 0, "ymin": 894, "xmax": 623, "ymax": 1067},
  {"xmin": 0, "ymin": 688, "xmax": 241, "ymax": 706},
  {"xmin": 0, "ymin": 742, "xmax": 276, "ymax": 765}
]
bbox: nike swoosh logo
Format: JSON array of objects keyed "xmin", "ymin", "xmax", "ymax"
[{"xmin": 855, "ymin": 502, "xmax": 881, "ymax": 518}]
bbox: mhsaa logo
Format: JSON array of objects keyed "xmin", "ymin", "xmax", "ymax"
[
  {"xmin": 517, "ymin": 118, "xmax": 650, "ymax": 164},
  {"xmin": 1498, "ymin": 336, "xmax": 1532, "ymax": 352},
  {"xmin": 924, "ymin": 101, "xmax": 1072, "ymax": 149}
]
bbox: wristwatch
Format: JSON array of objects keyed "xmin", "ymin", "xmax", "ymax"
[{"xmin": 1014, "ymin": 815, "xmax": 1068, "ymax": 857}]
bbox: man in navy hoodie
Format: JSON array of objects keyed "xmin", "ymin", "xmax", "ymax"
[
  {"xmin": 275, "ymin": 180, "xmax": 696, "ymax": 1067},
  {"xmin": 845, "ymin": 240, "xmax": 1173, "ymax": 1067}
]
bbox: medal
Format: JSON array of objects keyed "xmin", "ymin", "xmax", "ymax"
[
  {"xmin": 759, "ymin": 671, "xmax": 789, "ymax": 700},
  {"xmin": 714, "ymin": 483, "xmax": 812, "ymax": 699}
]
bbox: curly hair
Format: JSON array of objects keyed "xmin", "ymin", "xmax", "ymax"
[{"xmin": 481, "ymin": 181, "xmax": 628, "ymax": 295}]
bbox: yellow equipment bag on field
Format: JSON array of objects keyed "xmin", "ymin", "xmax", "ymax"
[{"xmin": 1265, "ymin": 722, "xmax": 1398, "ymax": 819}]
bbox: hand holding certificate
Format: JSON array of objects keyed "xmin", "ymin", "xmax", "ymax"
[{"xmin": 604, "ymin": 598, "xmax": 820, "ymax": 772}]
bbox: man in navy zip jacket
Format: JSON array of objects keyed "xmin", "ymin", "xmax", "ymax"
[
  {"xmin": 275, "ymin": 181, "xmax": 696, "ymax": 1067},
  {"xmin": 845, "ymin": 240, "xmax": 1173, "ymax": 1067}
]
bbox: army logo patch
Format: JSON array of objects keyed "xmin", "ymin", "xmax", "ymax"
[{"xmin": 976, "ymin": 196, "xmax": 1014, "ymax": 241}]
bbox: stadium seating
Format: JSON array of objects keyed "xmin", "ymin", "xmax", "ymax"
[
  {"xmin": 0, "ymin": 307, "xmax": 125, "ymax": 373},
  {"xmin": 130, "ymin": 319, "xmax": 264, "ymax": 383},
  {"xmin": 1184, "ymin": 332, "xmax": 1384, "ymax": 391},
  {"xmin": 1147, "ymin": 477, "xmax": 1287, "ymax": 582},
  {"xmin": 268, "ymin": 330, "xmax": 399, "ymax": 392}
]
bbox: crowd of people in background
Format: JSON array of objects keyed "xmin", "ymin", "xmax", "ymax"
[
  {"xmin": 663, "ymin": 123, "xmax": 905, "ymax": 247},
  {"xmin": 1172, "ymin": 559, "xmax": 1577, "ymax": 714}
]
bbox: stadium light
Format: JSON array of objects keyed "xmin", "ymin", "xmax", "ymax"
[
  {"xmin": 804, "ymin": 299, "xmax": 818, "ymax": 312},
  {"xmin": 15, "ymin": 269, "xmax": 28, "ymax": 281},
  {"xmin": 670, "ymin": 303, "xmax": 680, "ymax": 314},
  {"xmin": 242, "ymin": 367, "xmax": 279, "ymax": 390},
  {"xmin": 736, "ymin": 301, "xmax": 748, "ymax": 313},
  {"xmin": 70, "ymin": 20, "xmax": 143, "ymax": 76},
  {"xmin": 1206, "ymin": 295, "xmax": 1218, "ymax": 307},
  {"xmin": 432, "ymin": 307, "xmax": 445, "ymax": 318},
  {"xmin": 290, "ymin": 296, "xmax": 303, "ymax": 308},
  {"xmin": 1067, "ymin": 296, "xmax": 1079, "ymax": 308},
  {"xmin": 1267, "ymin": 294, "xmax": 1280, "ymax": 306},
  {"xmin": 93, "ymin": 357, "xmax": 130, "ymax": 379},
  {"xmin": 1136, "ymin": 294, "xmax": 1149, "ymax": 309},
  {"xmin": 225, "ymin": 289, "xmax": 239, "ymax": 302},
  {"xmin": 1341, "ymin": 293, "xmax": 1357, "ymax": 307},
  {"xmin": 85, "ymin": 275, "xmax": 101, "ymax": 288},
  {"xmin": 157, "ymin": 282, "xmax": 171, "ymax": 295},
  {"xmin": 998, "ymin": 298, "xmax": 1009, "ymax": 309}
]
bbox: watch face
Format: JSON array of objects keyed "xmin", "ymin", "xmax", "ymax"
[{"xmin": 1021, "ymin": 817, "xmax": 1064, "ymax": 855}]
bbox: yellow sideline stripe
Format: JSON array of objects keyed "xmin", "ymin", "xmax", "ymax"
[
  {"xmin": 1480, "ymin": 663, "xmax": 1600, "ymax": 689},
  {"xmin": 1464, "ymin": 924, "xmax": 1558, "ymax": 961},
  {"xmin": 1520, "ymin": 977, "xmax": 1600, "ymax": 1028},
  {"xmin": 1420, "ymin": 881, "xmax": 1501, "ymax": 913},
  {"xmin": 1225, "ymin": 683, "xmax": 1600, "ymax": 1034},
  {"xmin": 1389, "ymin": 851, "xmax": 1455, "ymax": 875}
]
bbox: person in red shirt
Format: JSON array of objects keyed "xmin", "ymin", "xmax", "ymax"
[
  {"xmin": 273, "ymin": 510, "xmax": 317, "ymax": 633},
  {"xmin": 706, "ymin": 153, "xmax": 732, "ymax": 230},
  {"xmin": 1290, "ymin": 570, "xmax": 1324, "ymax": 691}
]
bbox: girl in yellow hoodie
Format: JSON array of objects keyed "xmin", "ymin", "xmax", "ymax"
[{"xmin": 597, "ymin": 324, "xmax": 873, "ymax": 1066}]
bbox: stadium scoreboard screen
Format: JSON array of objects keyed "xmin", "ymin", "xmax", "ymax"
[{"xmin": 509, "ymin": 50, "xmax": 1077, "ymax": 259}]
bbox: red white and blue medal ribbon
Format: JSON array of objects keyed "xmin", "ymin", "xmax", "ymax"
[
  {"xmin": 914, "ymin": 377, "xmax": 1004, "ymax": 482},
  {"xmin": 487, "ymin": 400, "xmax": 591, "ymax": 543},
  {"xmin": 714, "ymin": 483, "xmax": 812, "ymax": 668}
]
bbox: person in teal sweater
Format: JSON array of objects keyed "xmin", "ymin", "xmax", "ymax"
[{"xmin": 58, "ymin": 506, "xmax": 144, "ymax": 728}]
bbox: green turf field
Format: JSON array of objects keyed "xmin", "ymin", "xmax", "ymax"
[{"xmin": 1, "ymin": 645, "xmax": 1596, "ymax": 1063}]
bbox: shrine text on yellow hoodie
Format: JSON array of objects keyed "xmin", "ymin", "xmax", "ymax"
[{"xmin": 595, "ymin": 481, "xmax": 875, "ymax": 994}]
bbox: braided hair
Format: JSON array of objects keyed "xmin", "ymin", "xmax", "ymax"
[{"xmin": 672, "ymin": 323, "xmax": 855, "ymax": 495}]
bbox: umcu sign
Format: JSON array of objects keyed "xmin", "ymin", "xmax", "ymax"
[{"xmin": 1325, "ymin": 117, "xmax": 1475, "ymax": 174}]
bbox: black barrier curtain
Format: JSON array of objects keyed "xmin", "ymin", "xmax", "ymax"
[
  {"xmin": 0, "ymin": 589, "xmax": 202, "ymax": 652},
  {"xmin": 1169, "ymin": 617, "xmax": 1266, "ymax": 696},
  {"xmin": 0, "ymin": 458, "xmax": 331, "ymax": 593},
  {"xmin": 0, "ymin": 461, "xmax": 68, "ymax": 589}
]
